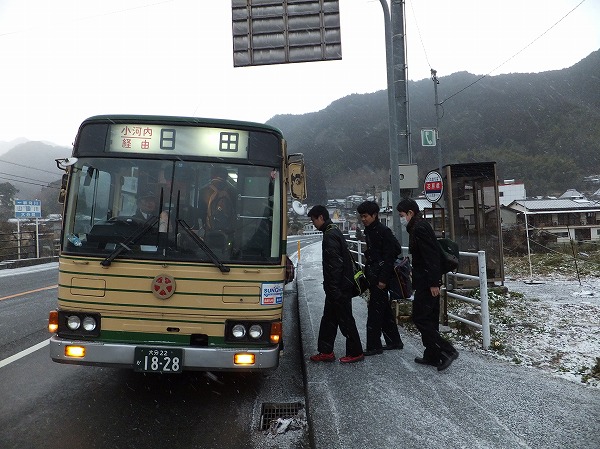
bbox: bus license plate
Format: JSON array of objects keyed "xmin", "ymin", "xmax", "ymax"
[{"xmin": 134, "ymin": 347, "xmax": 183, "ymax": 373}]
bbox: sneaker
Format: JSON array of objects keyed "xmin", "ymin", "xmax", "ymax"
[
  {"xmin": 382, "ymin": 342, "xmax": 404, "ymax": 350},
  {"xmin": 438, "ymin": 350, "xmax": 459, "ymax": 371},
  {"xmin": 339, "ymin": 354, "xmax": 364, "ymax": 364},
  {"xmin": 363, "ymin": 348, "xmax": 383, "ymax": 356},
  {"xmin": 309, "ymin": 352, "xmax": 335, "ymax": 362},
  {"xmin": 414, "ymin": 356, "xmax": 440, "ymax": 367}
]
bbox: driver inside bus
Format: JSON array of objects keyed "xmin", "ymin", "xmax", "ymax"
[
  {"xmin": 134, "ymin": 191, "xmax": 169, "ymax": 232},
  {"xmin": 134, "ymin": 192, "xmax": 158, "ymax": 220}
]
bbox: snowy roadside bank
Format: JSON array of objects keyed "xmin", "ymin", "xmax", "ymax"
[{"xmin": 433, "ymin": 275, "xmax": 600, "ymax": 389}]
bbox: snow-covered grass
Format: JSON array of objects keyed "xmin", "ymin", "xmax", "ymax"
[{"xmin": 399, "ymin": 251, "xmax": 600, "ymax": 389}]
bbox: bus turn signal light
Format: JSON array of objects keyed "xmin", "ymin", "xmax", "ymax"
[
  {"xmin": 48, "ymin": 311, "xmax": 58, "ymax": 333},
  {"xmin": 270, "ymin": 322, "xmax": 282, "ymax": 344}
]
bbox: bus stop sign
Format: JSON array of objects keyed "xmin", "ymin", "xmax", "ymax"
[{"xmin": 424, "ymin": 171, "xmax": 443, "ymax": 204}]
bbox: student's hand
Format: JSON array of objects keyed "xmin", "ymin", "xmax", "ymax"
[
  {"xmin": 430, "ymin": 286, "xmax": 440, "ymax": 296},
  {"xmin": 378, "ymin": 281, "xmax": 386, "ymax": 290}
]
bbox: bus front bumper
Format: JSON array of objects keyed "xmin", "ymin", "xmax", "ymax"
[{"xmin": 49, "ymin": 335, "xmax": 280, "ymax": 372}]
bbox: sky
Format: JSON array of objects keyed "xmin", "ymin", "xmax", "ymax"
[{"xmin": 0, "ymin": 0, "xmax": 598, "ymax": 147}]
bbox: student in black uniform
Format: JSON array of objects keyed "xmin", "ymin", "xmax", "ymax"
[
  {"xmin": 307, "ymin": 205, "xmax": 364, "ymax": 364},
  {"xmin": 356, "ymin": 201, "xmax": 404, "ymax": 356},
  {"xmin": 396, "ymin": 198, "xmax": 458, "ymax": 371}
]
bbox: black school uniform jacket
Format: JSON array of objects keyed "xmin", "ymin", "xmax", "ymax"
[
  {"xmin": 363, "ymin": 219, "xmax": 400, "ymax": 286},
  {"xmin": 320, "ymin": 220, "xmax": 355, "ymax": 301},
  {"xmin": 406, "ymin": 216, "xmax": 442, "ymax": 290}
]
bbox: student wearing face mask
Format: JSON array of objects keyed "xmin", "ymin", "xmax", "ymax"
[{"xmin": 396, "ymin": 198, "xmax": 458, "ymax": 371}]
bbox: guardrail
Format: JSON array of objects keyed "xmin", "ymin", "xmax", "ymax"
[{"xmin": 347, "ymin": 239, "xmax": 491, "ymax": 350}]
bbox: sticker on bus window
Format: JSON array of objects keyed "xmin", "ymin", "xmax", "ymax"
[{"xmin": 261, "ymin": 282, "xmax": 284, "ymax": 305}]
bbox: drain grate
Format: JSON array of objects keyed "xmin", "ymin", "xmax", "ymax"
[{"xmin": 259, "ymin": 402, "xmax": 303, "ymax": 431}]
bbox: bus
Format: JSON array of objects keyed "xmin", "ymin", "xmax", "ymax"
[{"xmin": 48, "ymin": 115, "xmax": 306, "ymax": 373}]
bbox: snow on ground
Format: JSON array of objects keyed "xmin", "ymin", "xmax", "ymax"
[{"xmin": 435, "ymin": 275, "xmax": 600, "ymax": 389}]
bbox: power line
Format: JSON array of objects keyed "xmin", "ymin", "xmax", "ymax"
[
  {"xmin": 0, "ymin": 175, "xmax": 59, "ymax": 189},
  {"xmin": 440, "ymin": 0, "xmax": 587, "ymax": 105},
  {"xmin": 0, "ymin": 171, "xmax": 58, "ymax": 186},
  {"xmin": 0, "ymin": 158, "xmax": 57, "ymax": 175},
  {"xmin": 408, "ymin": 0, "xmax": 432, "ymax": 71}
]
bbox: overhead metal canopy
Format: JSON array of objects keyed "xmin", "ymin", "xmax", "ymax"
[{"xmin": 232, "ymin": 0, "xmax": 342, "ymax": 67}]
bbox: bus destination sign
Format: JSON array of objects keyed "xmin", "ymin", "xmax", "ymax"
[{"xmin": 108, "ymin": 124, "xmax": 249, "ymax": 159}]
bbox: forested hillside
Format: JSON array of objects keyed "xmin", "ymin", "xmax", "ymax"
[
  {"xmin": 268, "ymin": 49, "xmax": 600, "ymax": 202},
  {"xmin": 0, "ymin": 141, "xmax": 69, "ymax": 205}
]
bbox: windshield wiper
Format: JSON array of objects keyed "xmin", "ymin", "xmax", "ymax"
[
  {"xmin": 101, "ymin": 216, "xmax": 159, "ymax": 267},
  {"xmin": 178, "ymin": 219, "xmax": 230, "ymax": 273}
]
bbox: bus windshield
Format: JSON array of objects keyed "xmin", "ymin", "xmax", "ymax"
[{"xmin": 62, "ymin": 158, "xmax": 282, "ymax": 264}]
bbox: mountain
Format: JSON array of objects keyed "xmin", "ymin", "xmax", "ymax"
[
  {"xmin": 0, "ymin": 141, "xmax": 70, "ymax": 200},
  {"xmin": 268, "ymin": 49, "xmax": 600, "ymax": 201},
  {"xmin": 0, "ymin": 138, "xmax": 29, "ymax": 156}
]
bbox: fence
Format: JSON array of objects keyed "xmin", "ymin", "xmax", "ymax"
[
  {"xmin": 0, "ymin": 229, "xmax": 60, "ymax": 263},
  {"xmin": 347, "ymin": 239, "xmax": 491, "ymax": 350}
]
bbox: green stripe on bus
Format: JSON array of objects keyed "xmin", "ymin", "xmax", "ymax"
[
  {"xmin": 98, "ymin": 330, "xmax": 222, "ymax": 345},
  {"xmin": 103, "ymin": 315, "xmax": 223, "ymax": 325},
  {"xmin": 59, "ymin": 269, "xmax": 284, "ymax": 284},
  {"xmin": 57, "ymin": 296, "xmax": 283, "ymax": 312}
]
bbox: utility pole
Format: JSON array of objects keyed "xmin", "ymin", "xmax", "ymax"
[
  {"xmin": 378, "ymin": 0, "xmax": 400, "ymax": 236},
  {"xmin": 379, "ymin": 0, "xmax": 410, "ymax": 241},
  {"xmin": 390, "ymin": 0, "xmax": 412, "ymax": 240},
  {"xmin": 431, "ymin": 68, "xmax": 442, "ymax": 175}
]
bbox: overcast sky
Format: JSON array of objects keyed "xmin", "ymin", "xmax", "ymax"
[{"xmin": 0, "ymin": 0, "xmax": 598, "ymax": 147}]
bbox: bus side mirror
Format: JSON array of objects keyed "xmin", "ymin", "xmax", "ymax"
[
  {"xmin": 58, "ymin": 173, "xmax": 68, "ymax": 204},
  {"xmin": 287, "ymin": 153, "xmax": 307, "ymax": 201}
]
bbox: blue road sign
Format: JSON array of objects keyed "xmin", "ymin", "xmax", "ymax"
[{"xmin": 15, "ymin": 200, "xmax": 42, "ymax": 218}]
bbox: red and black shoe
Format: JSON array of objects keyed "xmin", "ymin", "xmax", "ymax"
[
  {"xmin": 339, "ymin": 354, "xmax": 364, "ymax": 364},
  {"xmin": 309, "ymin": 352, "xmax": 335, "ymax": 362}
]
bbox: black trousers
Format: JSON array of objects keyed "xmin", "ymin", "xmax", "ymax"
[
  {"xmin": 317, "ymin": 293, "xmax": 363, "ymax": 357},
  {"xmin": 366, "ymin": 286, "xmax": 402, "ymax": 351},
  {"xmin": 412, "ymin": 288, "xmax": 456, "ymax": 362}
]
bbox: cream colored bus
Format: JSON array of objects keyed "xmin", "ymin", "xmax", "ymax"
[{"xmin": 49, "ymin": 115, "xmax": 305, "ymax": 373}]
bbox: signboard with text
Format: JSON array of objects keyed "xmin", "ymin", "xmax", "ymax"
[
  {"xmin": 15, "ymin": 200, "xmax": 42, "ymax": 218},
  {"xmin": 424, "ymin": 171, "xmax": 443, "ymax": 204}
]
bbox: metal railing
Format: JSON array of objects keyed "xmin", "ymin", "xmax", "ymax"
[
  {"xmin": 445, "ymin": 251, "xmax": 491, "ymax": 350},
  {"xmin": 0, "ymin": 230, "xmax": 60, "ymax": 262},
  {"xmin": 347, "ymin": 239, "xmax": 491, "ymax": 350}
]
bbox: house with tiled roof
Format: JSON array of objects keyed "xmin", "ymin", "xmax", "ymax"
[{"xmin": 504, "ymin": 195, "xmax": 600, "ymax": 243}]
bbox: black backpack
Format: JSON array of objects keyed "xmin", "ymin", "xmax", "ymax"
[{"xmin": 438, "ymin": 238, "xmax": 460, "ymax": 273}]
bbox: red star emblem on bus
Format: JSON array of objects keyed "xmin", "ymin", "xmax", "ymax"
[{"xmin": 151, "ymin": 274, "xmax": 176, "ymax": 300}]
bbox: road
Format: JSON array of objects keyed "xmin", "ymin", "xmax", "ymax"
[{"xmin": 0, "ymin": 235, "xmax": 319, "ymax": 449}]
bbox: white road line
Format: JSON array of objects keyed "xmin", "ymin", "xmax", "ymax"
[{"xmin": 0, "ymin": 338, "xmax": 50, "ymax": 369}]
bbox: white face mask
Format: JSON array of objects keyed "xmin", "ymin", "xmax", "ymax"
[{"xmin": 400, "ymin": 216, "xmax": 408, "ymax": 227}]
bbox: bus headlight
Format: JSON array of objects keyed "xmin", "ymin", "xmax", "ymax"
[
  {"xmin": 67, "ymin": 315, "xmax": 81, "ymax": 330},
  {"xmin": 231, "ymin": 324, "xmax": 246, "ymax": 338},
  {"xmin": 82, "ymin": 316, "xmax": 97, "ymax": 331},
  {"xmin": 248, "ymin": 324, "xmax": 263, "ymax": 339},
  {"xmin": 225, "ymin": 320, "xmax": 274, "ymax": 344},
  {"xmin": 57, "ymin": 311, "xmax": 101, "ymax": 337}
]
